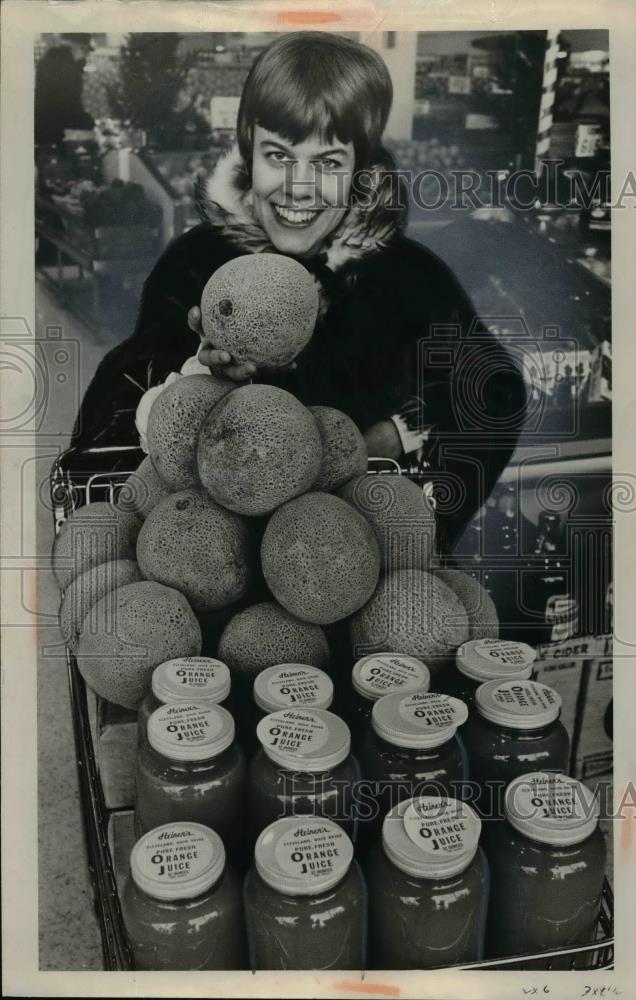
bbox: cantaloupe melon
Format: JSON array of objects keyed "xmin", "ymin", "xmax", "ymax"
[
  {"xmin": 339, "ymin": 473, "xmax": 436, "ymax": 570},
  {"xmin": 350, "ymin": 569, "xmax": 470, "ymax": 676},
  {"xmin": 59, "ymin": 558, "xmax": 142, "ymax": 653},
  {"xmin": 197, "ymin": 384, "xmax": 322, "ymax": 516},
  {"xmin": 146, "ymin": 373, "xmax": 234, "ymax": 490},
  {"xmin": 136, "ymin": 489, "xmax": 253, "ymax": 613},
  {"xmin": 76, "ymin": 581, "xmax": 201, "ymax": 709},
  {"xmin": 308, "ymin": 406, "xmax": 368, "ymax": 492},
  {"xmin": 434, "ymin": 568, "xmax": 499, "ymax": 639},
  {"xmin": 261, "ymin": 492, "xmax": 381, "ymax": 625},
  {"xmin": 200, "ymin": 254, "xmax": 319, "ymax": 369},
  {"xmin": 52, "ymin": 502, "xmax": 141, "ymax": 589},
  {"xmin": 218, "ymin": 601, "xmax": 330, "ymax": 677},
  {"xmin": 116, "ymin": 456, "xmax": 172, "ymax": 520}
]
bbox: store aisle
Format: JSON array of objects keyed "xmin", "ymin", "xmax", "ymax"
[{"xmin": 36, "ymin": 281, "xmax": 118, "ymax": 970}]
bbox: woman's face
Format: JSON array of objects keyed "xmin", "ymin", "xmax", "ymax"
[{"xmin": 250, "ymin": 125, "xmax": 356, "ymax": 259}]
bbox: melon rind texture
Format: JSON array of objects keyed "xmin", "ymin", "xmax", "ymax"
[
  {"xmin": 261, "ymin": 492, "xmax": 381, "ymax": 625},
  {"xmin": 147, "ymin": 373, "xmax": 234, "ymax": 490},
  {"xmin": 218, "ymin": 600, "xmax": 330, "ymax": 677},
  {"xmin": 59, "ymin": 558, "xmax": 143, "ymax": 653},
  {"xmin": 309, "ymin": 406, "xmax": 368, "ymax": 493},
  {"xmin": 136, "ymin": 489, "xmax": 253, "ymax": 613},
  {"xmin": 339, "ymin": 473, "xmax": 436, "ymax": 570},
  {"xmin": 350, "ymin": 569, "xmax": 470, "ymax": 673},
  {"xmin": 52, "ymin": 502, "xmax": 141, "ymax": 589},
  {"xmin": 76, "ymin": 581, "xmax": 202, "ymax": 709},
  {"xmin": 434, "ymin": 568, "xmax": 499, "ymax": 639},
  {"xmin": 116, "ymin": 456, "xmax": 172, "ymax": 520},
  {"xmin": 200, "ymin": 253, "xmax": 319, "ymax": 369},
  {"xmin": 197, "ymin": 384, "xmax": 322, "ymax": 516}
]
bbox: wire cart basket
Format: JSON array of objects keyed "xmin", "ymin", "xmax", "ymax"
[{"xmin": 50, "ymin": 445, "xmax": 615, "ymax": 973}]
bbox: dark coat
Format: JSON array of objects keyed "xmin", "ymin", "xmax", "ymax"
[{"xmin": 71, "ymin": 147, "xmax": 527, "ymax": 553}]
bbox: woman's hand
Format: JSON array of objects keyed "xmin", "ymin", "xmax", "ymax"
[
  {"xmin": 189, "ymin": 305, "xmax": 299, "ymax": 381},
  {"xmin": 188, "ymin": 306, "xmax": 257, "ymax": 382},
  {"xmin": 189, "ymin": 306, "xmax": 299, "ymax": 381}
]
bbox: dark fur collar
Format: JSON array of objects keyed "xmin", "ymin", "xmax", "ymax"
[{"xmin": 195, "ymin": 142, "xmax": 406, "ymax": 275}]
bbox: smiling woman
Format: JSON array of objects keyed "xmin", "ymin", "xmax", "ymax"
[{"xmin": 71, "ymin": 30, "xmax": 526, "ymax": 553}]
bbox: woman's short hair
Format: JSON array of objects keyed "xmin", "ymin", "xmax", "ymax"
[{"xmin": 237, "ymin": 31, "xmax": 393, "ymax": 172}]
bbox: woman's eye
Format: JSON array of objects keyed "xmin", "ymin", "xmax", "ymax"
[
  {"xmin": 315, "ymin": 159, "xmax": 341, "ymax": 170},
  {"xmin": 267, "ymin": 151, "xmax": 292, "ymax": 163}
]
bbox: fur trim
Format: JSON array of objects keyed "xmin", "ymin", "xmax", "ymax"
[{"xmin": 195, "ymin": 143, "xmax": 406, "ymax": 278}]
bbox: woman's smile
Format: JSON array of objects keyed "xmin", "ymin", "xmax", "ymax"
[{"xmin": 271, "ymin": 203, "xmax": 323, "ymax": 226}]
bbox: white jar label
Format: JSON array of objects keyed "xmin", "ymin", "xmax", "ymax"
[
  {"xmin": 491, "ymin": 681, "xmax": 560, "ymax": 716},
  {"xmin": 134, "ymin": 825, "xmax": 216, "ymax": 887},
  {"xmin": 164, "ymin": 657, "xmax": 229, "ymax": 694},
  {"xmin": 509, "ymin": 772, "xmax": 591, "ymax": 824},
  {"xmin": 265, "ymin": 667, "xmax": 331, "ymax": 707},
  {"xmin": 258, "ymin": 709, "xmax": 330, "ymax": 757},
  {"xmin": 473, "ymin": 639, "xmax": 534, "ymax": 667},
  {"xmin": 274, "ymin": 821, "xmax": 353, "ymax": 882},
  {"xmin": 358, "ymin": 654, "xmax": 428, "ymax": 695},
  {"xmin": 398, "ymin": 692, "xmax": 468, "ymax": 730},
  {"xmin": 155, "ymin": 703, "xmax": 224, "ymax": 747},
  {"xmin": 403, "ymin": 798, "xmax": 478, "ymax": 858}
]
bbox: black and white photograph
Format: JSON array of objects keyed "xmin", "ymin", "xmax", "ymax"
[{"xmin": 2, "ymin": 1, "xmax": 635, "ymax": 996}]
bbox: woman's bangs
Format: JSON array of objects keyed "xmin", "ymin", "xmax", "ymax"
[{"xmin": 254, "ymin": 82, "xmax": 357, "ymax": 150}]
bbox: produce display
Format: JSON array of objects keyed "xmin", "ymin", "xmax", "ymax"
[
  {"xmin": 54, "ymin": 251, "xmax": 608, "ymax": 971},
  {"xmin": 39, "ymin": 176, "xmax": 162, "ymax": 228}
]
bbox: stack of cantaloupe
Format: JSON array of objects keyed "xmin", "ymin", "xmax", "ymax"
[{"xmin": 56, "ymin": 253, "xmax": 497, "ymax": 709}]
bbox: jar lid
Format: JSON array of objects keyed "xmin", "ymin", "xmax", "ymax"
[
  {"xmin": 147, "ymin": 702, "xmax": 235, "ymax": 761},
  {"xmin": 475, "ymin": 679, "xmax": 561, "ymax": 730},
  {"xmin": 505, "ymin": 772, "xmax": 600, "ymax": 846},
  {"xmin": 255, "ymin": 816, "xmax": 354, "ymax": 897},
  {"xmin": 256, "ymin": 708, "xmax": 350, "ymax": 772},
  {"xmin": 382, "ymin": 796, "xmax": 482, "ymax": 879},
  {"xmin": 130, "ymin": 822, "xmax": 225, "ymax": 901},
  {"xmin": 352, "ymin": 653, "xmax": 430, "ymax": 702},
  {"xmin": 372, "ymin": 692, "xmax": 468, "ymax": 749},
  {"xmin": 151, "ymin": 657, "xmax": 231, "ymax": 705},
  {"xmin": 456, "ymin": 639, "xmax": 536, "ymax": 683},
  {"xmin": 253, "ymin": 664, "xmax": 334, "ymax": 713}
]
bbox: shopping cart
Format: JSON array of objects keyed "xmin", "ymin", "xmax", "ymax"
[{"xmin": 50, "ymin": 445, "xmax": 615, "ymax": 972}]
